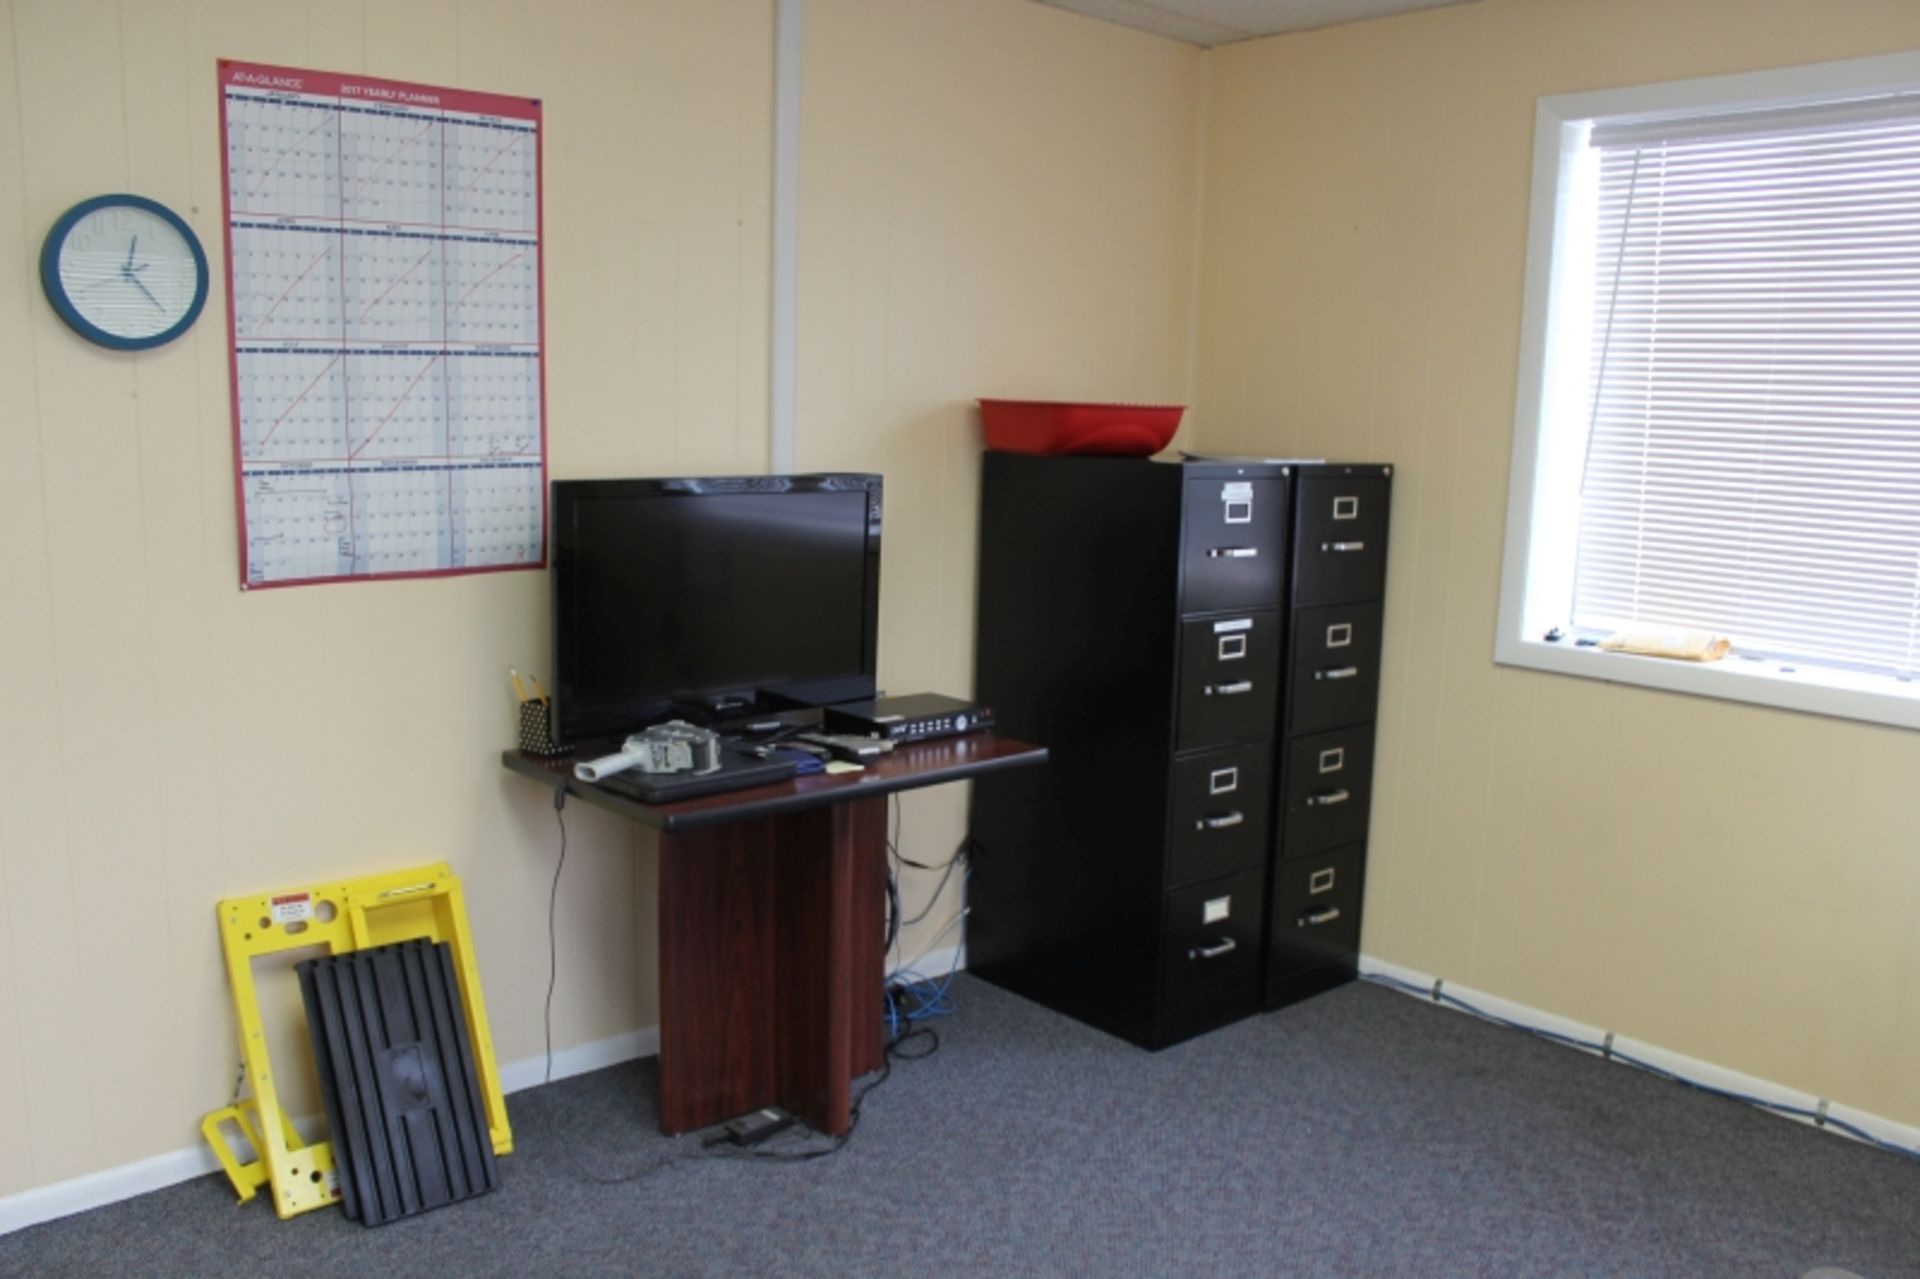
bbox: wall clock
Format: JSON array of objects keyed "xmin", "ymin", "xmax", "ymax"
[{"xmin": 40, "ymin": 194, "xmax": 210, "ymax": 351}]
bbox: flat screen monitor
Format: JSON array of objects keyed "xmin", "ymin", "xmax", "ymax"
[{"xmin": 551, "ymin": 474, "xmax": 882, "ymax": 743}]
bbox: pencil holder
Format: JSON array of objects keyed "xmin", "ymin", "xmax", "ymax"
[{"xmin": 517, "ymin": 697, "xmax": 567, "ymax": 756}]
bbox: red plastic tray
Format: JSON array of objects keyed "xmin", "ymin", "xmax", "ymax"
[{"xmin": 978, "ymin": 400, "xmax": 1184, "ymax": 457}]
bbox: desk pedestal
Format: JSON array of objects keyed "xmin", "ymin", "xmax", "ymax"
[{"xmin": 657, "ymin": 795, "xmax": 886, "ymax": 1136}]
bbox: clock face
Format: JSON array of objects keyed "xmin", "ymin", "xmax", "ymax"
[{"xmin": 41, "ymin": 196, "xmax": 209, "ymax": 350}]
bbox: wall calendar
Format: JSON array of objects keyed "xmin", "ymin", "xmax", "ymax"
[{"xmin": 218, "ymin": 60, "xmax": 545, "ymax": 588}]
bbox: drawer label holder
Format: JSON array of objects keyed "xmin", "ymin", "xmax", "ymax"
[{"xmin": 1221, "ymin": 482, "xmax": 1253, "ymax": 525}]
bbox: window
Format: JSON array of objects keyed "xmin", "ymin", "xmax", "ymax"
[{"xmin": 1497, "ymin": 51, "xmax": 1920, "ymax": 730}]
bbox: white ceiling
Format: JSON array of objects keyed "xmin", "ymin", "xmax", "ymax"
[{"xmin": 1034, "ymin": 0, "xmax": 1483, "ymax": 47}]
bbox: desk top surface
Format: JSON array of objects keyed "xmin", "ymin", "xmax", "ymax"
[{"xmin": 502, "ymin": 732, "xmax": 1047, "ymax": 834}]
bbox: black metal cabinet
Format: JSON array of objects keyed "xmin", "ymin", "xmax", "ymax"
[
  {"xmin": 1265, "ymin": 464, "xmax": 1392, "ymax": 1010},
  {"xmin": 969, "ymin": 454, "xmax": 1291, "ymax": 1049},
  {"xmin": 968, "ymin": 453, "xmax": 1392, "ymax": 1044}
]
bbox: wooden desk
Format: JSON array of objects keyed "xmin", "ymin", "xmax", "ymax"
[{"xmin": 502, "ymin": 734, "xmax": 1046, "ymax": 1136}]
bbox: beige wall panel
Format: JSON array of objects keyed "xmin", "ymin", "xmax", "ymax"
[
  {"xmin": 0, "ymin": 0, "xmax": 68, "ymax": 1197},
  {"xmin": 300, "ymin": 0, "xmax": 366, "ymax": 72},
  {"xmin": 190, "ymin": 0, "xmax": 307, "ymax": 71},
  {"xmin": 118, "ymin": 0, "xmax": 238, "ymax": 1160},
  {"xmin": 670, "ymin": 0, "xmax": 771, "ymax": 476},
  {"xmin": 0, "ymin": 861, "xmax": 25, "ymax": 1197},
  {"xmin": 1197, "ymin": 0, "xmax": 1920, "ymax": 1125},
  {"xmin": 363, "ymin": 0, "xmax": 456, "ymax": 81},
  {"xmin": 798, "ymin": 0, "xmax": 1203, "ymax": 956},
  {"xmin": 1, "ymin": 0, "xmax": 774, "ymax": 1196},
  {"xmin": 12, "ymin": 0, "xmax": 155, "ymax": 1185}
]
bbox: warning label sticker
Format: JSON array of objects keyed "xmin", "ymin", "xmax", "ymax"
[{"xmin": 270, "ymin": 892, "xmax": 313, "ymax": 924}]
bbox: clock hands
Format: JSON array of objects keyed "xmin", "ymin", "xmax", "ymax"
[
  {"xmin": 117, "ymin": 237, "xmax": 165, "ymax": 312},
  {"xmin": 128, "ymin": 271, "xmax": 166, "ymax": 313}
]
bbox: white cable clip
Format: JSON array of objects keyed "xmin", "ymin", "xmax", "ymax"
[
  {"xmin": 1601, "ymin": 1031, "xmax": 1615, "ymax": 1061},
  {"xmin": 1815, "ymin": 1099, "xmax": 1831, "ymax": 1128},
  {"xmin": 1429, "ymin": 978, "xmax": 1444, "ymax": 1003}
]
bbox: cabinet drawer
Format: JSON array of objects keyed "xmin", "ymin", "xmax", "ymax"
[
  {"xmin": 1268, "ymin": 843, "xmax": 1366, "ymax": 979},
  {"xmin": 1278, "ymin": 725, "xmax": 1374, "ymax": 861},
  {"xmin": 1177, "ymin": 612, "xmax": 1280, "ymax": 750},
  {"xmin": 1181, "ymin": 478, "xmax": 1287, "ymax": 614},
  {"xmin": 1167, "ymin": 744, "xmax": 1272, "ymax": 887},
  {"xmin": 1159, "ymin": 868, "xmax": 1264, "ymax": 1039},
  {"xmin": 1286, "ymin": 602, "xmax": 1383, "ymax": 735},
  {"xmin": 1292, "ymin": 470, "xmax": 1390, "ymax": 606}
]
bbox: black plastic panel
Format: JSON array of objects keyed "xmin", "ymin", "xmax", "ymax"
[
  {"xmin": 298, "ymin": 940, "xmax": 499, "ymax": 1226},
  {"xmin": 1181, "ymin": 477, "xmax": 1288, "ymax": 613},
  {"xmin": 1278, "ymin": 724, "xmax": 1376, "ymax": 861},
  {"xmin": 1166, "ymin": 743, "xmax": 1272, "ymax": 887}
]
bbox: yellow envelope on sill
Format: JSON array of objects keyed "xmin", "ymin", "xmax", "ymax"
[{"xmin": 1599, "ymin": 627, "xmax": 1732, "ymax": 662}]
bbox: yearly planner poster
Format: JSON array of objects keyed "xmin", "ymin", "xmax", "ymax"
[{"xmin": 219, "ymin": 60, "xmax": 546, "ymax": 588}]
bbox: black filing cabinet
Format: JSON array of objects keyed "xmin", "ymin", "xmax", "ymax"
[
  {"xmin": 969, "ymin": 453, "xmax": 1290, "ymax": 1048},
  {"xmin": 1266, "ymin": 464, "xmax": 1392, "ymax": 1009}
]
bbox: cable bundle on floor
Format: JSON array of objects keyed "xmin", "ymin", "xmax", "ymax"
[{"xmin": 1362, "ymin": 972, "xmax": 1920, "ymax": 1164}]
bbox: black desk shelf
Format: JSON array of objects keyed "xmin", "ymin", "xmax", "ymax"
[{"xmin": 502, "ymin": 733, "xmax": 1045, "ymax": 834}]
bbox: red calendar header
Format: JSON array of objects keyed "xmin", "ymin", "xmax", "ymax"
[{"xmin": 220, "ymin": 59, "xmax": 540, "ymax": 123}]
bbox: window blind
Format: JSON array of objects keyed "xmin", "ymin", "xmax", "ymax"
[{"xmin": 1572, "ymin": 99, "xmax": 1920, "ymax": 676}]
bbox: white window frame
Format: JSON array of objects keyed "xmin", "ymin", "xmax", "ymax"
[{"xmin": 1496, "ymin": 50, "xmax": 1920, "ymax": 731}]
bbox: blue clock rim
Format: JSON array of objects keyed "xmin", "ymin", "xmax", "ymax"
[{"xmin": 39, "ymin": 193, "xmax": 211, "ymax": 353}]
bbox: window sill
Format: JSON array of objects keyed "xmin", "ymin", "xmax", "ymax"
[{"xmin": 1492, "ymin": 636, "xmax": 1920, "ymax": 732}]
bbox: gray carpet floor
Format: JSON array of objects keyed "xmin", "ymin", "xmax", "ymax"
[{"xmin": 2, "ymin": 976, "xmax": 1916, "ymax": 1278}]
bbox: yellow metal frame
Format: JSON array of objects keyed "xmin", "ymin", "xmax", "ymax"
[{"xmin": 202, "ymin": 863, "xmax": 512, "ymax": 1219}]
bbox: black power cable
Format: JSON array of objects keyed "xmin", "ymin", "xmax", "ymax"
[
  {"xmin": 545, "ymin": 785, "xmax": 567, "ymax": 1084},
  {"xmin": 717, "ymin": 1022, "xmax": 940, "ymax": 1163}
]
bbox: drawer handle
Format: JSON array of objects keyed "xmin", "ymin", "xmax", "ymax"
[
  {"xmin": 1306, "ymin": 788, "xmax": 1350, "ymax": 807},
  {"xmin": 1206, "ymin": 680, "xmax": 1254, "ymax": 696},
  {"xmin": 1208, "ymin": 546, "xmax": 1259, "ymax": 559},
  {"xmin": 1314, "ymin": 667, "xmax": 1359, "ymax": 681},
  {"xmin": 1196, "ymin": 810, "xmax": 1244, "ymax": 831},
  {"xmin": 1298, "ymin": 906, "xmax": 1342, "ymax": 928},
  {"xmin": 1188, "ymin": 937, "xmax": 1238, "ymax": 961},
  {"xmin": 1321, "ymin": 540, "xmax": 1366, "ymax": 553}
]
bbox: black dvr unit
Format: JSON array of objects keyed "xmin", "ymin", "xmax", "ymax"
[{"xmin": 824, "ymin": 693, "xmax": 992, "ymax": 743}]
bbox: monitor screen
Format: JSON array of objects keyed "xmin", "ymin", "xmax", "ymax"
[{"xmin": 551, "ymin": 474, "xmax": 882, "ymax": 742}]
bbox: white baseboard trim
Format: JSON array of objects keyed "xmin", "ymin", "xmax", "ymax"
[
  {"xmin": 0, "ymin": 1024, "xmax": 662, "ymax": 1238},
  {"xmin": 0, "ymin": 1145, "xmax": 227, "ymax": 1241},
  {"xmin": 495, "ymin": 1026, "xmax": 659, "ymax": 1095},
  {"xmin": 3, "ymin": 950, "xmax": 980, "ymax": 1236},
  {"xmin": 890, "ymin": 941, "xmax": 965, "ymax": 983},
  {"xmin": 1358, "ymin": 954, "xmax": 1920, "ymax": 1160}
]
